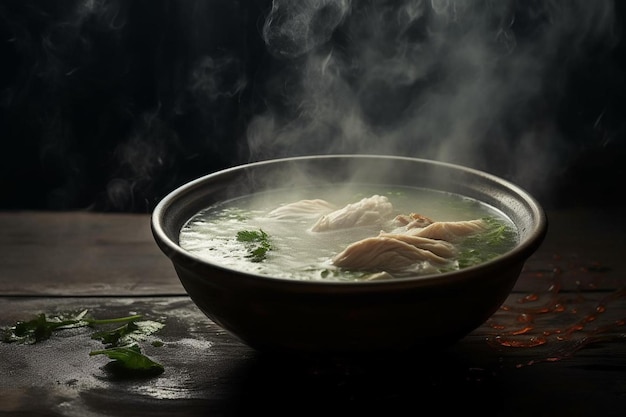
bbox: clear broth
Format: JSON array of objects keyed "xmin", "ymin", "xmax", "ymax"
[{"xmin": 179, "ymin": 184, "xmax": 518, "ymax": 281}]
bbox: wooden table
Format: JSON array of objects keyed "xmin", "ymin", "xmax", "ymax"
[{"xmin": 1, "ymin": 208, "xmax": 625, "ymax": 416}]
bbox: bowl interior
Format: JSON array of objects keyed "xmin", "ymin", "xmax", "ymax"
[{"xmin": 153, "ymin": 154, "xmax": 547, "ymax": 278}]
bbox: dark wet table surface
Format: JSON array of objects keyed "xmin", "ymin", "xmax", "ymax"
[{"xmin": 1, "ymin": 207, "xmax": 625, "ymax": 416}]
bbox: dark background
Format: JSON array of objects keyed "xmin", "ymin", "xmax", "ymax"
[{"xmin": 1, "ymin": 0, "xmax": 624, "ymax": 213}]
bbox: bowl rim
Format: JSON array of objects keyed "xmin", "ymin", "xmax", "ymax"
[{"xmin": 151, "ymin": 154, "xmax": 548, "ymax": 290}]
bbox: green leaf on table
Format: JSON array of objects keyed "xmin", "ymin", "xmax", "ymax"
[
  {"xmin": 1, "ymin": 309, "xmax": 166, "ymax": 379},
  {"xmin": 90, "ymin": 344, "xmax": 164, "ymax": 377},
  {"xmin": 1, "ymin": 310, "xmax": 91, "ymax": 344},
  {"xmin": 91, "ymin": 320, "xmax": 165, "ymax": 347},
  {"xmin": 1, "ymin": 309, "xmax": 149, "ymax": 345}
]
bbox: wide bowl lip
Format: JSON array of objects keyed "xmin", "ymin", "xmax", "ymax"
[{"xmin": 151, "ymin": 153, "xmax": 548, "ymax": 291}]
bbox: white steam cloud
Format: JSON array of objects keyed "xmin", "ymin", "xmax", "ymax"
[
  {"xmin": 247, "ymin": 0, "xmax": 619, "ymax": 197},
  {"xmin": 0, "ymin": 0, "xmax": 620, "ymax": 211}
]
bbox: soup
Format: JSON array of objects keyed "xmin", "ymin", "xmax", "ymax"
[{"xmin": 179, "ymin": 184, "xmax": 518, "ymax": 282}]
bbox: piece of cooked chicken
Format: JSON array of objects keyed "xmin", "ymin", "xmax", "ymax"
[
  {"xmin": 392, "ymin": 213, "xmax": 434, "ymax": 229},
  {"xmin": 376, "ymin": 232, "xmax": 458, "ymax": 258},
  {"xmin": 331, "ymin": 219, "xmax": 486, "ymax": 273},
  {"xmin": 310, "ymin": 195, "xmax": 394, "ymax": 232},
  {"xmin": 332, "ymin": 235, "xmax": 454, "ymax": 272},
  {"xmin": 268, "ymin": 199, "xmax": 337, "ymax": 219},
  {"xmin": 410, "ymin": 219, "xmax": 487, "ymax": 242}
]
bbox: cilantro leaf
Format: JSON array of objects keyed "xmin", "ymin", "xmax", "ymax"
[
  {"xmin": 90, "ymin": 344, "xmax": 164, "ymax": 377},
  {"xmin": 91, "ymin": 320, "xmax": 165, "ymax": 347},
  {"xmin": 2, "ymin": 310, "xmax": 166, "ymax": 379},
  {"xmin": 236, "ymin": 229, "xmax": 273, "ymax": 262},
  {"xmin": 457, "ymin": 217, "xmax": 517, "ymax": 269},
  {"xmin": 2, "ymin": 310, "xmax": 91, "ymax": 344}
]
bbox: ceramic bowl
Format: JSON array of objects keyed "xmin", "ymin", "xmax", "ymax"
[{"xmin": 151, "ymin": 155, "xmax": 547, "ymax": 355}]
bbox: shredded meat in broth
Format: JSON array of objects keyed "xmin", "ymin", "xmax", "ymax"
[
  {"xmin": 332, "ymin": 235, "xmax": 454, "ymax": 272},
  {"xmin": 309, "ymin": 195, "xmax": 394, "ymax": 232},
  {"xmin": 331, "ymin": 219, "xmax": 487, "ymax": 273},
  {"xmin": 409, "ymin": 219, "xmax": 487, "ymax": 242},
  {"xmin": 268, "ymin": 199, "xmax": 337, "ymax": 219},
  {"xmin": 302, "ymin": 198, "xmax": 488, "ymax": 275}
]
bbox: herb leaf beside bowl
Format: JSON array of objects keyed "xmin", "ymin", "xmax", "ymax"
[{"xmin": 1, "ymin": 309, "xmax": 165, "ymax": 378}]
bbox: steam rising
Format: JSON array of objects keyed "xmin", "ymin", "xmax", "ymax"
[
  {"xmin": 262, "ymin": 0, "xmax": 351, "ymax": 58},
  {"xmin": 250, "ymin": 0, "xmax": 619, "ymax": 198},
  {"xmin": 0, "ymin": 0, "xmax": 622, "ymax": 211}
]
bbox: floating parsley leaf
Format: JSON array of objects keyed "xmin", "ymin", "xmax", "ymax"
[
  {"xmin": 236, "ymin": 229, "xmax": 273, "ymax": 262},
  {"xmin": 457, "ymin": 217, "xmax": 517, "ymax": 269}
]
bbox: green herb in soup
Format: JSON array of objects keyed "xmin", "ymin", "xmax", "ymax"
[
  {"xmin": 236, "ymin": 229, "xmax": 273, "ymax": 262},
  {"xmin": 456, "ymin": 216, "xmax": 519, "ymax": 269},
  {"xmin": 179, "ymin": 185, "xmax": 518, "ymax": 281}
]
